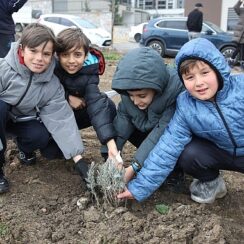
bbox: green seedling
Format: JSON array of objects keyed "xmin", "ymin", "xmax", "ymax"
[
  {"xmin": 0, "ymin": 223, "xmax": 9, "ymax": 237},
  {"xmin": 155, "ymin": 203, "xmax": 170, "ymax": 215}
]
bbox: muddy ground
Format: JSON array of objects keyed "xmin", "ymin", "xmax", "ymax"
[{"xmin": 0, "ymin": 57, "xmax": 244, "ymax": 244}]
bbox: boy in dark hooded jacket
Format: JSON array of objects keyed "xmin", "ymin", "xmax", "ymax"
[
  {"xmin": 55, "ymin": 28, "xmax": 119, "ymax": 160},
  {"xmin": 111, "ymin": 47, "xmax": 184, "ymax": 182}
]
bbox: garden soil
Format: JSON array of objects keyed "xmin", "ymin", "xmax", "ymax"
[{"xmin": 0, "ymin": 59, "xmax": 243, "ymax": 244}]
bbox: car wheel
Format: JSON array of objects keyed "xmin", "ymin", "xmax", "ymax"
[
  {"xmin": 15, "ymin": 23, "xmax": 23, "ymax": 33},
  {"xmin": 221, "ymin": 46, "xmax": 239, "ymax": 64},
  {"xmin": 134, "ymin": 33, "xmax": 141, "ymax": 43},
  {"xmin": 147, "ymin": 40, "xmax": 165, "ymax": 57}
]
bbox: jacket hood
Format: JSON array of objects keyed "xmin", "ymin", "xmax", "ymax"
[
  {"xmin": 4, "ymin": 41, "xmax": 56, "ymax": 82},
  {"xmin": 175, "ymin": 38, "xmax": 231, "ymax": 93},
  {"xmin": 112, "ymin": 47, "xmax": 169, "ymax": 94}
]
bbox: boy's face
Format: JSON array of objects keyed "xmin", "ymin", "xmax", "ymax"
[
  {"xmin": 20, "ymin": 41, "xmax": 53, "ymax": 73},
  {"xmin": 182, "ymin": 61, "xmax": 219, "ymax": 101},
  {"xmin": 127, "ymin": 88, "xmax": 155, "ymax": 110},
  {"xmin": 58, "ymin": 47, "xmax": 87, "ymax": 74}
]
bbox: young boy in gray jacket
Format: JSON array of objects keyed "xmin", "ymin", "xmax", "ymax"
[{"xmin": 0, "ymin": 23, "xmax": 88, "ymax": 194}]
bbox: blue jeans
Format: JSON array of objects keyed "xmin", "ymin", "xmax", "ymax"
[
  {"xmin": 178, "ymin": 137, "xmax": 244, "ymax": 181},
  {"xmin": 0, "ymin": 100, "xmax": 50, "ymax": 167}
]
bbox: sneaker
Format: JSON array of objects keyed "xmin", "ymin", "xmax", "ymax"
[
  {"xmin": 190, "ymin": 176, "xmax": 227, "ymax": 204},
  {"xmin": 0, "ymin": 169, "xmax": 9, "ymax": 193},
  {"xmin": 19, "ymin": 151, "xmax": 36, "ymax": 165},
  {"xmin": 74, "ymin": 158, "xmax": 90, "ymax": 182}
]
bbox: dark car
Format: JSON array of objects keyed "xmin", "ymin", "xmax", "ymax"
[{"xmin": 140, "ymin": 17, "xmax": 237, "ymax": 62}]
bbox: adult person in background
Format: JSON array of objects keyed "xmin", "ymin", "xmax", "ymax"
[
  {"xmin": 186, "ymin": 3, "xmax": 203, "ymax": 40},
  {"xmin": 229, "ymin": 0, "xmax": 244, "ymax": 68},
  {"xmin": 0, "ymin": 0, "xmax": 28, "ymax": 58}
]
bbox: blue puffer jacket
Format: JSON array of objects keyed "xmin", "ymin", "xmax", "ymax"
[
  {"xmin": 0, "ymin": 0, "xmax": 27, "ymax": 34},
  {"xmin": 128, "ymin": 38, "xmax": 244, "ymax": 202}
]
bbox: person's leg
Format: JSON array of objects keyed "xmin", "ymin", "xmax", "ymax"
[
  {"xmin": 7, "ymin": 120, "xmax": 50, "ymax": 165},
  {"xmin": 230, "ymin": 42, "xmax": 240, "ymax": 67},
  {"xmin": 74, "ymin": 108, "xmax": 92, "ymax": 130},
  {"xmin": 100, "ymin": 98, "xmax": 117, "ymax": 161},
  {"xmin": 177, "ymin": 137, "xmax": 243, "ymax": 203},
  {"xmin": 240, "ymin": 43, "xmax": 244, "ymax": 70},
  {"xmin": 178, "ymin": 137, "xmax": 242, "ymax": 180},
  {"xmin": 0, "ymin": 100, "xmax": 11, "ymax": 193},
  {"xmin": 128, "ymin": 129, "xmax": 149, "ymax": 148},
  {"xmin": 0, "ymin": 34, "xmax": 15, "ymax": 58},
  {"xmin": 40, "ymin": 138, "xmax": 64, "ymax": 160}
]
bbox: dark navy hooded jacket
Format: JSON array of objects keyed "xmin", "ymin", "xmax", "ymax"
[{"xmin": 0, "ymin": 0, "xmax": 27, "ymax": 35}]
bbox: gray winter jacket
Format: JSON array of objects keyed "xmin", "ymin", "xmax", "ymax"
[
  {"xmin": 112, "ymin": 47, "xmax": 184, "ymax": 166},
  {"xmin": 233, "ymin": 0, "xmax": 244, "ymax": 44},
  {"xmin": 0, "ymin": 42, "xmax": 84, "ymax": 159}
]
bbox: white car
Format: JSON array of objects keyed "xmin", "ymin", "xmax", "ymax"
[
  {"xmin": 37, "ymin": 14, "xmax": 111, "ymax": 47},
  {"xmin": 129, "ymin": 22, "xmax": 148, "ymax": 42}
]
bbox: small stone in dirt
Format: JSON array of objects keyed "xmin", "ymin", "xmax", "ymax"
[
  {"xmin": 41, "ymin": 207, "xmax": 47, "ymax": 213},
  {"xmin": 77, "ymin": 196, "xmax": 89, "ymax": 209}
]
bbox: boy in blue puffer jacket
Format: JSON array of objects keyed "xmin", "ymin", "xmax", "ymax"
[{"xmin": 118, "ymin": 38, "xmax": 244, "ymax": 204}]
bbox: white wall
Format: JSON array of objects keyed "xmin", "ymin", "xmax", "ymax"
[{"xmin": 221, "ymin": 0, "xmax": 238, "ymax": 31}]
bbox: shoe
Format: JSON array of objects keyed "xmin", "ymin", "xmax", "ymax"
[
  {"xmin": 190, "ymin": 176, "xmax": 227, "ymax": 204},
  {"xmin": 74, "ymin": 158, "xmax": 90, "ymax": 182},
  {"xmin": 0, "ymin": 169, "xmax": 9, "ymax": 193},
  {"xmin": 19, "ymin": 150, "xmax": 36, "ymax": 165},
  {"xmin": 164, "ymin": 170, "xmax": 186, "ymax": 193}
]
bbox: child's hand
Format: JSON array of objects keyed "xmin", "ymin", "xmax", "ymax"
[
  {"xmin": 117, "ymin": 187, "xmax": 134, "ymax": 200},
  {"xmin": 68, "ymin": 95, "xmax": 86, "ymax": 110},
  {"xmin": 124, "ymin": 166, "xmax": 135, "ymax": 183},
  {"xmin": 107, "ymin": 139, "xmax": 120, "ymax": 159}
]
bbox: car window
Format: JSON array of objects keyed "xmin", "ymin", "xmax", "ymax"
[
  {"xmin": 45, "ymin": 17, "xmax": 60, "ymax": 24},
  {"xmin": 60, "ymin": 18, "xmax": 75, "ymax": 27},
  {"xmin": 157, "ymin": 20, "xmax": 187, "ymax": 30},
  {"xmin": 72, "ymin": 18, "xmax": 97, "ymax": 29},
  {"xmin": 204, "ymin": 21, "xmax": 224, "ymax": 33}
]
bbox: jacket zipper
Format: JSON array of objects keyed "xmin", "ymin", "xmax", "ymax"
[
  {"xmin": 213, "ymin": 100, "xmax": 237, "ymax": 157},
  {"xmin": 15, "ymin": 72, "xmax": 33, "ymax": 107}
]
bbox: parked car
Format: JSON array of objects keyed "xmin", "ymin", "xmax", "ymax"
[
  {"xmin": 140, "ymin": 17, "xmax": 237, "ymax": 62},
  {"xmin": 129, "ymin": 22, "xmax": 148, "ymax": 42},
  {"xmin": 37, "ymin": 14, "xmax": 111, "ymax": 47}
]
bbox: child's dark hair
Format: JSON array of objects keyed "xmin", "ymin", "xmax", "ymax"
[
  {"xmin": 179, "ymin": 59, "xmax": 200, "ymax": 76},
  {"xmin": 56, "ymin": 28, "xmax": 91, "ymax": 55},
  {"xmin": 20, "ymin": 23, "xmax": 57, "ymax": 53}
]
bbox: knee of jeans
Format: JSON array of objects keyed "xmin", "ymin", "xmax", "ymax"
[
  {"xmin": 29, "ymin": 128, "xmax": 50, "ymax": 147},
  {"xmin": 0, "ymin": 100, "xmax": 10, "ymax": 118},
  {"xmin": 178, "ymin": 142, "xmax": 200, "ymax": 169}
]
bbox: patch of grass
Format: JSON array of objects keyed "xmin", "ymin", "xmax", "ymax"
[
  {"xmin": 0, "ymin": 223, "xmax": 9, "ymax": 237},
  {"xmin": 103, "ymin": 50, "xmax": 123, "ymax": 61}
]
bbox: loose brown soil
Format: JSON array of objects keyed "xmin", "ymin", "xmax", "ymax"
[{"xmin": 0, "ymin": 59, "xmax": 243, "ymax": 244}]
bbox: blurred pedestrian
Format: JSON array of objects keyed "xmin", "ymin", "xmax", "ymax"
[
  {"xmin": 0, "ymin": 0, "xmax": 28, "ymax": 58},
  {"xmin": 186, "ymin": 3, "xmax": 203, "ymax": 40},
  {"xmin": 229, "ymin": 0, "xmax": 244, "ymax": 68}
]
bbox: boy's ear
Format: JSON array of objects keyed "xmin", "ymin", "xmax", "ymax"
[{"xmin": 19, "ymin": 44, "xmax": 24, "ymax": 57}]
